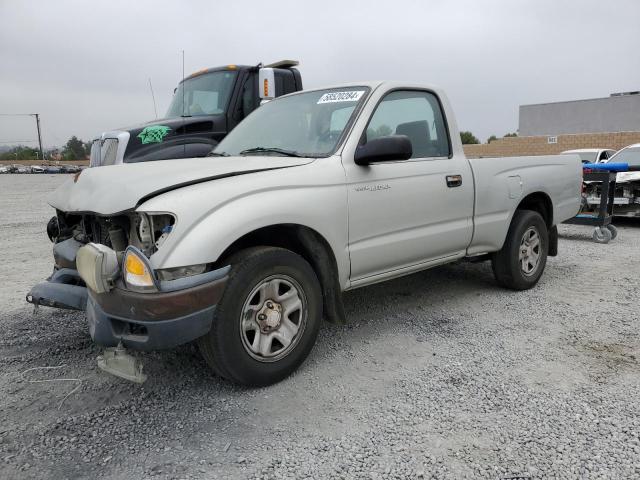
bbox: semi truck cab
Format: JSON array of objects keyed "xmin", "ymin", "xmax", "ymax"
[{"xmin": 89, "ymin": 61, "xmax": 302, "ymax": 167}]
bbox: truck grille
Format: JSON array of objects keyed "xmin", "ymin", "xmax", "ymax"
[{"xmin": 89, "ymin": 138, "xmax": 119, "ymax": 167}]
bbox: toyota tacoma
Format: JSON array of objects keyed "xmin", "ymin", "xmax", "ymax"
[{"xmin": 28, "ymin": 82, "xmax": 582, "ymax": 386}]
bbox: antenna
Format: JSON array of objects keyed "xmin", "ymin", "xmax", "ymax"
[
  {"xmin": 148, "ymin": 78, "xmax": 158, "ymax": 119},
  {"xmin": 181, "ymin": 50, "xmax": 185, "ymax": 117},
  {"xmin": 182, "ymin": 50, "xmax": 186, "ymax": 158}
]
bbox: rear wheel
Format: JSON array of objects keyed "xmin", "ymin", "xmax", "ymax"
[
  {"xmin": 492, "ymin": 210, "xmax": 548, "ymax": 290},
  {"xmin": 198, "ymin": 247, "xmax": 322, "ymax": 387}
]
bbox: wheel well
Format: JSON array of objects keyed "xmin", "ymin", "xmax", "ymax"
[
  {"xmin": 516, "ymin": 192, "xmax": 553, "ymax": 228},
  {"xmin": 218, "ymin": 224, "xmax": 346, "ymax": 325}
]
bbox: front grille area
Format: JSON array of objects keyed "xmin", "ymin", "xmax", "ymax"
[
  {"xmin": 101, "ymin": 138, "xmax": 119, "ymax": 166},
  {"xmin": 89, "ymin": 140, "xmax": 101, "ymax": 167},
  {"xmin": 89, "ymin": 138, "xmax": 119, "ymax": 167}
]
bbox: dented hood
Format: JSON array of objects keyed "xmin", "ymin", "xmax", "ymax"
[{"xmin": 49, "ymin": 156, "xmax": 314, "ymax": 215}]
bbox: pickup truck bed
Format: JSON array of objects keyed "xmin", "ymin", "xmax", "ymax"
[{"xmin": 468, "ymin": 155, "xmax": 581, "ymax": 255}]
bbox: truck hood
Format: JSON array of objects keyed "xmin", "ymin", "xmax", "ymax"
[
  {"xmin": 113, "ymin": 114, "xmax": 224, "ymax": 136},
  {"xmin": 49, "ymin": 156, "xmax": 314, "ymax": 215}
]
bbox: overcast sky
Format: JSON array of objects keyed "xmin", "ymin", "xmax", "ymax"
[{"xmin": 1, "ymin": 0, "xmax": 638, "ymax": 148}]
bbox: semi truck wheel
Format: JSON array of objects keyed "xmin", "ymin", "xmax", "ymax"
[
  {"xmin": 491, "ymin": 210, "xmax": 548, "ymax": 290},
  {"xmin": 198, "ymin": 247, "xmax": 322, "ymax": 387}
]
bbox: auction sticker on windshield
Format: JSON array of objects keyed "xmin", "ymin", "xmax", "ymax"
[{"xmin": 317, "ymin": 91, "xmax": 365, "ymax": 104}]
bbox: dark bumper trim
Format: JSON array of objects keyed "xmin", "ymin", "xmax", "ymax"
[
  {"xmin": 87, "ymin": 295, "xmax": 215, "ymax": 350},
  {"xmin": 27, "ymin": 281, "xmax": 87, "ymax": 311},
  {"xmin": 27, "ymin": 268, "xmax": 87, "ymax": 311},
  {"xmin": 27, "ymin": 262, "xmax": 228, "ymax": 350},
  {"xmin": 86, "ymin": 271, "xmax": 228, "ymax": 350},
  {"xmin": 93, "ymin": 273, "xmax": 227, "ymax": 321}
]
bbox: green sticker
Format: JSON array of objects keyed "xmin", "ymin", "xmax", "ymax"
[{"xmin": 138, "ymin": 125, "xmax": 171, "ymax": 144}]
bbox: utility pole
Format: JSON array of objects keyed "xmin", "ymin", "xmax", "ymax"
[
  {"xmin": 0, "ymin": 112, "xmax": 45, "ymax": 159},
  {"xmin": 33, "ymin": 113, "xmax": 44, "ymax": 161}
]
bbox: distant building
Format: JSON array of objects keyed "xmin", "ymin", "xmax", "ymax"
[{"xmin": 519, "ymin": 91, "xmax": 640, "ymax": 136}]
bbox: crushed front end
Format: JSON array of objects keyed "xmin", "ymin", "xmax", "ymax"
[
  {"xmin": 27, "ymin": 210, "xmax": 229, "ymax": 351},
  {"xmin": 585, "ymin": 178, "xmax": 640, "ymax": 217}
]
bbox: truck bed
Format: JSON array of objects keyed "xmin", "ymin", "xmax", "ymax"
[{"xmin": 467, "ymin": 154, "xmax": 582, "ymax": 255}]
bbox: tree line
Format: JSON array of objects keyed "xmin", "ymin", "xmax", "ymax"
[
  {"xmin": 0, "ymin": 136, "xmax": 91, "ymax": 161},
  {"xmin": 460, "ymin": 131, "xmax": 518, "ymax": 145}
]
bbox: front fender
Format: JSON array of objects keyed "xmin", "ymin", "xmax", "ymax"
[{"xmin": 138, "ymin": 158, "xmax": 350, "ymax": 286}]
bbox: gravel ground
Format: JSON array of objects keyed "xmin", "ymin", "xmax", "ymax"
[{"xmin": 1, "ymin": 174, "xmax": 639, "ymax": 480}]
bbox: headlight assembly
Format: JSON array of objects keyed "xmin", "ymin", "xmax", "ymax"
[{"xmin": 76, "ymin": 243, "xmax": 119, "ymax": 294}]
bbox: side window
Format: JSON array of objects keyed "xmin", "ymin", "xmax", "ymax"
[
  {"xmin": 599, "ymin": 150, "xmax": 609, "ymax": 161},
  {"xmin": 366, "ymin": 90, "xmax": 450, "ymax": 159},
  {"xmin": 192, "ymin": 90, "xmax": 220, "ymax": 114}
]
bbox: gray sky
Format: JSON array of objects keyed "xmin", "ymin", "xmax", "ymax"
[{"xmin": 1, "ymin": 0, "xmax": 638, "ymax": 148}]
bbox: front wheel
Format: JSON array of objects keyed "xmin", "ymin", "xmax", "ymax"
[
  {"xmin": 492, "ymin": 210, "xmax": 548, "ymax": 290},
  {"xmin": 198, "ymin": 247, "xmax": 322, "ymax": 387}
]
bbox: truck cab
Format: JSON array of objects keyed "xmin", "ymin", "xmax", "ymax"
[{"xmin": 89, "ymin": 61, "xmax": 302, "ymax": 167}]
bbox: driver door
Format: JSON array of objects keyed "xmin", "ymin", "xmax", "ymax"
[{"xmin": 343, "ymin": 89, "xmax": 474, "ymax": 282}]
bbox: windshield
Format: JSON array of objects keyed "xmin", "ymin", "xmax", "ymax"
[
  {"xmin": 610, "ymin": 147, "xmax": 640, "ymax": 167},
  {"xmin": 214, "ymin": 87, "xmax": 369, "ymax": 158},
  {"xmin": 166, "ymin": 71, "xmax": 237, "ymax": 117}
]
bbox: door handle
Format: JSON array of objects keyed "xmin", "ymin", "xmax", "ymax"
[{"xmin": 446, "ymin": 175, "xmax": 462, "ymax": 188}]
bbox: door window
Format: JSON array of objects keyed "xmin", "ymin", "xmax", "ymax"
[{"xmin": 365, "ymin": 90, "xmax": 450, "ymax": 158}]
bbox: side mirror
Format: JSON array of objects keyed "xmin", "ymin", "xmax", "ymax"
[
  {"xmin": 354, "ymin": 135, "xmax": 413, "ymax": 166},
  {"xmin": 258, "ymin": 68, "xmax": 276, "ymax": 102}
]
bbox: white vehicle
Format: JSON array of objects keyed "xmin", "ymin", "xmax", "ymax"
[
  {"xmin": 584, "ymin": 143, "xmax": 640, "ymax": 217},
  {"xmin": 561, "ymin": 148, "xmax": 616, "ymax": 164},
  {"xmin": 31, "ymin": 165, "xmax": 45, "ymax": 173},
  {"xmin": 28, "ymin": 82, "xmax": 582, "ymax": 386}
]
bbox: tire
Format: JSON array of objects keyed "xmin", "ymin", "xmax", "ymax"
[
  {"xmin": 492, "ymin": 210, "xmax": 548, "ymax": 290},
  {"xmin": 198, "ymin": 247, "xmax": 322, "ymax": 387},
  {"xmin": 593, "ymin": 226, "xmax": 612, "ymax": 244},
  {"xmin": 605, "ymin": 224, "xmax": 618, "ymax": 240}
]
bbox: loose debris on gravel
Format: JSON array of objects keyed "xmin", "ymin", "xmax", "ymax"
[{"xmin": 1, "ymin": 176, "xmax": 639, "ymax": 479}]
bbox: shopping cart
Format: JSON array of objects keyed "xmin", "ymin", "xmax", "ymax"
[{"xmin": 562, "ymin": 162, "xmax": 632, "ymax": 243}]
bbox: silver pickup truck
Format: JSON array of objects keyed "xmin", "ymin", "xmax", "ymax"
[{"xmin": 28, "ymin": 82, "xmax": 582, "ymax": 386}]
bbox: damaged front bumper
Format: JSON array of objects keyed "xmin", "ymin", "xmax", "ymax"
[
  {"xmin": 85, "ymin": 271, "xmax": 227, "ymax": 350},
  {"xmin": 27, "ymin": 268, "xmax": 88, "ymax": 311},
  {"xmin": 27, "ymin": 239, "xmax": 229, "ymax": 351}
]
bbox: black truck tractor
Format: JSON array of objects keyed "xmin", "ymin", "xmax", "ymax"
[{"xmin": 89, "ymin": 61, "xmax": 303, "ymax": 167}]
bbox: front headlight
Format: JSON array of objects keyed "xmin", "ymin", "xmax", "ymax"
[
  {"xmin": 76, "ymin": 243, "xmax": 119, "ymax": 294},
  {"xmin": 123, "ymin": 247, "xmax": 158, "ymax": 292}
]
